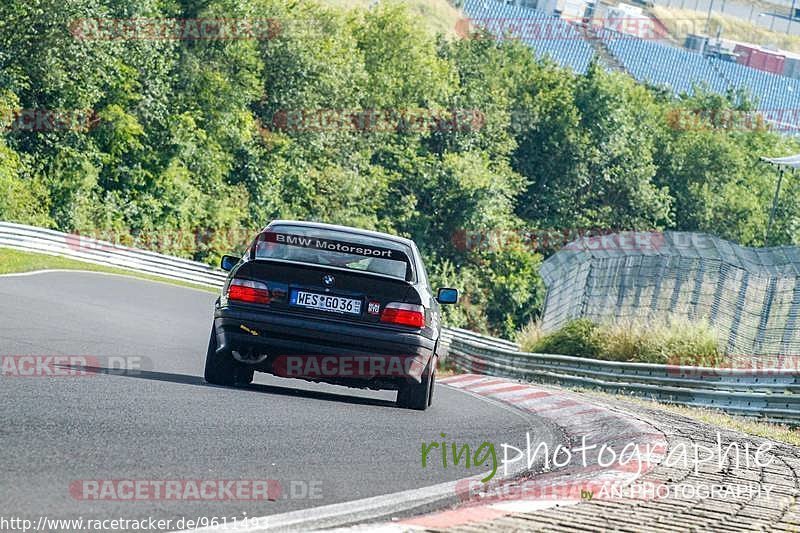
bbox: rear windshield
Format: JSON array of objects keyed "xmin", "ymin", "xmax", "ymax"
[{"xmin": 253, "ymin": 225, "xmax": 415, "ymax": 281}]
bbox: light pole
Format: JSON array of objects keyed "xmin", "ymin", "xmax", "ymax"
[
  {"xmin": 760, "ymin": 13, "xmax": 776, "ymax": 32},
  {"xmin": 705, "ymin": 0, "xmax": 715, "ymax": 35},
  {"xmin": 789, "ymin": 0, "xmax": 797, "ymax": 35},
  {"xmin": 761, "ymin": 156, "xmax": 800, "ymax": 245},
  {"xmin": 766, "ymin": 167, "xmax": 785, "ymax": 245}
]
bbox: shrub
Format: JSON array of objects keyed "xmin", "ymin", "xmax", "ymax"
[
  {"xmin": 529, "ymin": 318, "xmax": 602, "ymax": 358},
  {"xmin": 516, "ymin": 319, "xmax": 544, "ymax": 352},
  {"xmin": 523, "ymin": 315, "xmax": 723, "ymax": 366},
  {"xmin": 599, "ymin": 315, "xmax": 722, "ymax": 365},
  {"xmin": 599, "ymin": 318, "xmax": 664, "ymax": 363},
  {"xmin": 650, "ymin": 316, "xmax": 722, "ymax": 367}
]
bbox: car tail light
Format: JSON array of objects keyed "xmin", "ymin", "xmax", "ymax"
[
  {"xmin": 228, "ymin": 279, "xmax": 270, "ymax": 304},
  {"xmin": 380, "ymin": 302, "xmax": 425, "ymax": 328}
]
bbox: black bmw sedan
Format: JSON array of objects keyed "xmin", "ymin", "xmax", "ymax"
[{"xmin": 205, "ymin": 220, "xmax": 458, "ymax": 410}]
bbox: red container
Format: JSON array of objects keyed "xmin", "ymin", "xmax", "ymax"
[
  {"xmin": 734, "ymin": 44, "xmax": 755, "ymax": 65},
  {"xmin": 735, "ymin": 44, "xmax": 785, "ymax": 74}
]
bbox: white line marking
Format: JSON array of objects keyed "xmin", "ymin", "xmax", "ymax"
[
  {"xmin": 468, "ymin": 382, "xmax": 524, "ymax": 394},
  {"xmin": 323, "ymin": 524, "xmax": 423, "ymax": 532},
  {"xmin": 0, "ymin": 269, "xmax": 215, "ymax": 293},
  {"xmin": 438, "ymin": 375, "xmax": 484, "ymax": 386},
  {"xmin": 175, "ymin": 384, "xmax": 549, "ymax": 533},
  {"xmin": 489, "ymin": 498, "xmax": 579, "ymax": 513}
]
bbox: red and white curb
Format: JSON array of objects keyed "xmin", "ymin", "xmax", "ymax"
[
  {"xmin": 183, "ymin": 375, "xmax": 669, "ymax": 533},
  {"xmin": 329, "ymin": 374, "xmax": 669, "ymax": 531}
]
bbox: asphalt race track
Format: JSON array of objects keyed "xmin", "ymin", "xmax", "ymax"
[{"xmin": 0, "ymin": 271, "xmax": 561, "ymax": 527}]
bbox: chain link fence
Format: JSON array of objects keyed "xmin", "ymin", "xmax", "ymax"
[{"xmin": 540, "ymin": 231, "xmax": 800, "ymax": 357}]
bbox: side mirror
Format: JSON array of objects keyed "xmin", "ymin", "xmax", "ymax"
[
  {"xmin": 220, "ymin": 255, "xmax": 239, "ymax": 272},
  {"xmin": 436, "ymin": 287, "xmax": 459, "ymax": 304}
]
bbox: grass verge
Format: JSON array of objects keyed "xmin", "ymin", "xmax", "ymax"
[
  {"xmin": 440, "ymin": 358, "xmax": 799, "ymax": 444},
  {"xmin": 320, "ymin": 0, "xmax": 462, "ymax": 37},
  {"xmin": 577, "ymin": 387, "xmax": 800, "ymax": 446},
  {"xmin": 0, "ymin": 247, "xmax": 218, "ymax": 293},
  {"xmin": 517, "ymin": 316, "xmax": 722, "ymax": 366},
  {"xmin": 651, "ymin": 5, "xmax": 800, "ymax": 54}
]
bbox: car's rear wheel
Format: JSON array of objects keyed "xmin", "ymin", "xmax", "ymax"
[
  {"xmin": 397, "ymin": 359, "xmax": 433, "ymax": 410},
  {"xmin": 204, "ymin": 327, "xmax": 254, "ymax": 386},
  {"xmin": 427, "ymin": 362, "xmax": 436, "ymax": 407}
]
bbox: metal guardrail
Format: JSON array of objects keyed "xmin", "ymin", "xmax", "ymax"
[
  {"xmin": 438, "ymin": 326, "xmax": 517, "ymax": 356},
  {"xmin": 2, "ymin": 221, "xmax": 798, "ymax": 425},
  {"xmin": 444, "ymin": 331, "xmax": 800, "ymax": 426},
  {"xmin": 0, "ymin": 221, "xmax": 226, "ymax": 287}
]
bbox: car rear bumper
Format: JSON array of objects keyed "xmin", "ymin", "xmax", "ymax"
[{"xmin": 213, "ymin": 306, "xmax": 437, "ymax": 383}]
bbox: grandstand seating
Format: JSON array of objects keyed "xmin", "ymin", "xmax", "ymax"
[
  {"xmin": 598, "ymin": 28, "xmax": 729, "ymax": 94},
  {"xmin": 463, "ymin": 0, "xmax": 595, "ymax": 73},
  {"xmin": 462, "ymin": 0, "xmax": 800, "ymax": 131}
]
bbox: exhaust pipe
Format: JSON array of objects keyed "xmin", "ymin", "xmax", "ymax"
[{"xmin": 232, "ymin": 348, "xmax": 268, "ymax": 364}]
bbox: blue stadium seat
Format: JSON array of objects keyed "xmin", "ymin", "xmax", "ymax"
[{"xmin": 462, "ymin": 0, "xmax": 800, "ymax": 131}]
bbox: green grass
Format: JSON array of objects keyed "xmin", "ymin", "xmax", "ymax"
[
  {"xmin": 517, "ymin": 316, "xmax": 723, "ymax": 366},
  {"xmin": 0, "ymin": 247, "xmax": 217, "ymax": 293},
  {"xmin": 651, "ymin": 5, "xmax": 800, "ymax": 54},
  {"xmin": 320, "ymin": 0, "xmax": 463, "ymax": 36}
]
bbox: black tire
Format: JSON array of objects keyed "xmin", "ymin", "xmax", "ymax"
[
  {"xmin": 397, "ymin": 359, "xmax": 433, "ymax": 410},
  {"xmin": 427, "ymin": 363, "xmax": 436, "ymax": 407},
  {"xmin": 204, "ymin": 327, "xmax": 254, "ymax": 386}
]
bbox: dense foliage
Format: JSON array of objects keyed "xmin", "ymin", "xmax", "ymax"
[{"xmin": 1, "ymin": 0, "xmax": 798, "ymax": 336}]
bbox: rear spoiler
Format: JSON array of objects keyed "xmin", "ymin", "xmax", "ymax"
[
  {"xmin": 249, "ymin": 257, "xmax": 414, "ymax": 284},
  {"xmin": 254, "ymin": 230, "xmax": 412, "ymax": 263},
  {"xmin": 251, "ymin": 230, "xmax": 414, "ymax": 281}
]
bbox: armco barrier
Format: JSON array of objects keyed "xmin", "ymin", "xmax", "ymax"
[
  {"xmin": 0, "ymin": 221, "xmax": 227, "ymax": 287},
  {"xmin": 2, "ymin": 221, "xmax": 798, "ymax": 425},
  {"xmin": 444, "ymin": 331, "xmax": 800, "ymax": 426}
]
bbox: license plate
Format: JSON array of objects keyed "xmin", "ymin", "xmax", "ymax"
[{"xmin": 290, "ymin": 290, "xmax": 361, "ymax": 315}]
